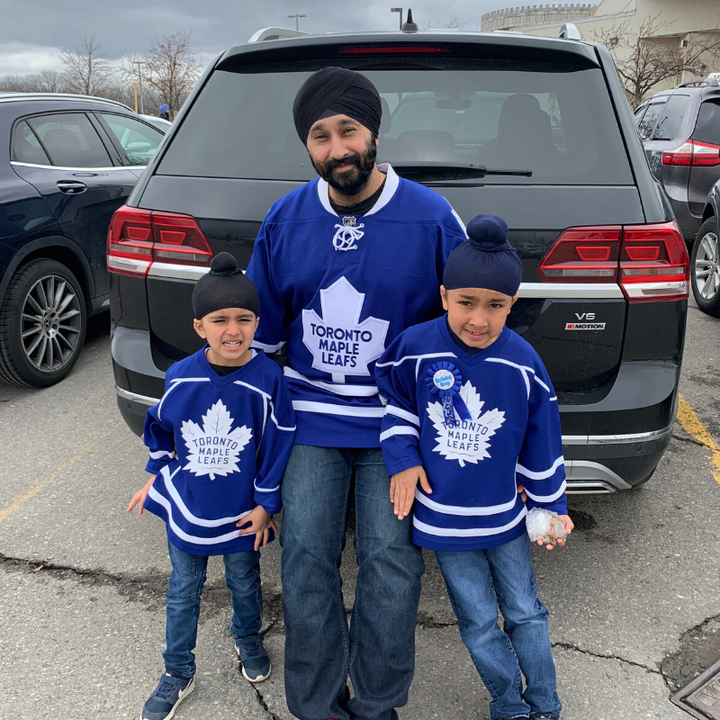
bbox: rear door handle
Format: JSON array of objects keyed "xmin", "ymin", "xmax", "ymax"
[{"xmin": 57, "ymin": 180, "xmax": 88, "ymax": 195}]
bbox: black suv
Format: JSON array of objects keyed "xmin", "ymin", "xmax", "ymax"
[
  {"xmin": 0, "ymin": 92, "xmax": 165, "ymax": 387},
  {"xmin": 634, "ymin": 76, "xmax": 720, "ymax": 243},
  {"xmin": 109, "ymin": 29, "xmax": 689, "ymax": 492}
]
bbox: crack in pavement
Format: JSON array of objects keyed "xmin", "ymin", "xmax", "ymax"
[
  {"xmin": 671, "ymin": 432, "xmax": 713, "ymax": 450},
  {"xmin": 552, "ymin": 641, "xmax": 663, "ymax": 676},
  {"xmin": 251, "ymin": 683, "xmax": 281, "ymax": 720}
]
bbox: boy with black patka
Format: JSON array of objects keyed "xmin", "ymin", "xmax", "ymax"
[
  {"xmin": 128, "ymin": 253, "xmax": 295, "ymax": 720},
  {"xmin": 375, "ymin": 216, "xmax": 574, "ymax": 720}
]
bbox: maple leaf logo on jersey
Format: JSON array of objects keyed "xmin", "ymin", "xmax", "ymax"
[
  {"xmin": 302, "ymin": 276, "xmax": 389, "ymax": 383},
  {"xmin": 427, "ymin": 381, "xmax": 505, "ymax": 467},
  {"xmin": 180, "ymin": 400, "xmax": 252, "ymax": 480}
]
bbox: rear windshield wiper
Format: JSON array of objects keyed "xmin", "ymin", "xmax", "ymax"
[{"xmin": 391, "ymin": 162, "xmax": 532, "ymax": 182}]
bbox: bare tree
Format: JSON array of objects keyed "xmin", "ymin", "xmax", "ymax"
[
  {"xmin": 59, "ymin": 33, "xmax": 116, "ymax": 96},
  {"xmin": 125, "ymin": 31, "xmax": 201, "ymax": 117},
  {"xmin": 0, "ymin": 71, "xmax": 68, "ymax": 93},
  {"xmin": 595, "ymin": 15, "xmax": 720, "ymax": 108}
]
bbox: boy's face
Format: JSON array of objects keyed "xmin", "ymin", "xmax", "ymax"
[
  {"xmin": 441, "ymin": 286, "xmax": 517, "ymax": 350},
  {"xmin": 193, "ymin": 308, "xmax": 259, "ymax": 367}
]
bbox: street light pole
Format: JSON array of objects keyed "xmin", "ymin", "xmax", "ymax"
[
  {"xmin": 132, "ymin": 61, "xmax": 146, "ymax": 115},
  {"xmin": 391, "ymin": 7, "xmax": 403, "ymax": 30},
  {"xmin": 288, "ymin": 13, "xmax": 306, "ymax": 31}
]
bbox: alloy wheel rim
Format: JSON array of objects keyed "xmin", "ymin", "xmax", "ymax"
[
  {"xmin": 695, "ymin": 230, "xmax": 720, "ymax": 301},
  {"xmin": 20, "ymin": 274, "xmax": 82, "ymax": 372}
]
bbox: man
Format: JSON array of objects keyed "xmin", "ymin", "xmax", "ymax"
[{"xmin": 246, "ymin": 66, "xmax": 467, "ymax": 720}]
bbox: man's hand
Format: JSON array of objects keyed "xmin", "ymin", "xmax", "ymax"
[
  {"xmin": 536, "ymin": 514, "xmax": 574, "ymax": 550},
  {"xmin": 517, "ymin": 482, "xmax": 527, "ymax": 503},
  {"xmin": 390, "ymin": 465, "xmax": 431, "ymax": 521},
  {"xmin": 127, "ymin": 475, "xmax": 156, "ymax": 516},
  {"xmin": 237, "ymin": 505, "xmax": 278, "ymax": 551}
]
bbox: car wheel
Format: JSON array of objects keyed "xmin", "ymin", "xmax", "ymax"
[
  {"xmin": 691, "ymin": 217, "xmax": 720, "ymax": 317},
  {"xmin": 0, "ymin": 259, "xmax": 87, "ymax": 387}
]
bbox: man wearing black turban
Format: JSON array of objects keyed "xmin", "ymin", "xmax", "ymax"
[{"xmin": 247, "ymin": 66, "xmax": 468, "ymax": 720}]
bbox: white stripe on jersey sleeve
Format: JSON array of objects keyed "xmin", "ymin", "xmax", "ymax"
[
  {"xmin": 292, "ymin": 401, "xmax": 386, "ymax": 418},
  {"xmin": 283, "ymin": 367, "xmax": 379, "ymax": 397},
  {"xmin": 385, "ymin": 405, "xmax": 420, "ymax": 427},
  {"xmin": 524, "ymin": 480, "xmax": 567, "ymax": 504},
  {"xmin": 516, "ymin": 456, "xmax": 565, "ymax": 480},
  {"xmin": 379, "ymin": 425, "xmax": 420, "ymax": 442}
]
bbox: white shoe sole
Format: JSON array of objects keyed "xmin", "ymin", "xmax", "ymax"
[
  {"xmin": 140, "ymin": 675, "xmax": 195, "ymax": 720},
  {"xmin": 241, "ymin": 663, "xmax": 272, "ymax": 683}
]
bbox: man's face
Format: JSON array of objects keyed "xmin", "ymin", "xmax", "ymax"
[{"xmin": 306, "ymin": 114, "xmax": 378, "ymax": 196}]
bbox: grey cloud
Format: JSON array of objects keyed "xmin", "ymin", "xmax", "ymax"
[{"xmin": 0, "ymin": 0, "xmax": 523, "ymax": 76}]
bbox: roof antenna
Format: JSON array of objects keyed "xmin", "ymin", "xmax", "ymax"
[{"xmin": 401, "ymin": 8, "xmax": 418, "ymax": 33}]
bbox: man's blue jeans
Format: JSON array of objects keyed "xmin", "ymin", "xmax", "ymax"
[
  {"xmin": 163, "ymin": 540, "xmax": 262, "ymax": 678},
  {"xmin": 280, "ymin": 445, "xmax": 425, "ymax": 720},
  {"xmin": 435, "ymin": 534, "xmax": 562, "ymax": 719}
]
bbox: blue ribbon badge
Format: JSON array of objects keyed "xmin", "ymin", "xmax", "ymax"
[{"xmin": 425, "ymin": 362, "xmax": 473, "ymax": 428}]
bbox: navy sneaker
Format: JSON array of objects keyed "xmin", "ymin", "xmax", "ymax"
[
  {"xmin": 141, "ymin": 672, "xmax": 195, "ymax": 720},
  {"xmin": 235, "ymin": 634, "xmax": 271, "ymax": 682},
  {"xmin": 531, "ymin": 714, "xmax": 560, "ymax": 720}
]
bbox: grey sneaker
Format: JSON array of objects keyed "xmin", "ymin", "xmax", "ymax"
[
  {"xmin": 141, "ymin": 672, "xmax": 195, "ymax": 720},
  {"xmin": 235, "ymin": 634, "xmax": 271, "ymax": 682},
  {"xmin": 531, "ymin": 714, "xmax": 560, "ymax": 720}
]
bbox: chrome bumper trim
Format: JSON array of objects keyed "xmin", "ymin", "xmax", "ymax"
[
  {"xmin": 115, "ymin": 386, "xmax": 159, "ymax": 406},
  {"xmin": 564, "ymin": 460, "xmax": 632, "ymax": 492},
  {"xmin": 147, "ymin": 262, "xmax": 210, "ymax": 281},
  {"xmin": 518, "ymin": 282, "xmax": 623, "ymax": 299},
  {"xmin": 562, "ymin": 424, "xmax": 673, "ymax": 446}
]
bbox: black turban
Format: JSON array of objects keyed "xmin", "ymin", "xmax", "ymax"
[
  {"xmin": 293, "ymin": 67, "xmax": 382, "ymax": 144},
  {"xmin": 192, "ymin": 253, "xmax": 259, "ymax": 319},
  {"xmin": 443, "ymin": 215, "xmax": 522, "ymax": 297}
]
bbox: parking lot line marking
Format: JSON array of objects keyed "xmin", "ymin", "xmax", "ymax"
[
  {"xmin": 0, "ymin": 426, "xmax": 119, "ymax": 524},
  {"xmin": 677, "ymin": 394, "xmax": 720, "ymax": 485}
]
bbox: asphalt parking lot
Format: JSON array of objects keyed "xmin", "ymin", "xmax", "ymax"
[{"xmin": 0, "ymin": 300, "xmax": 719, "ymax": 720}]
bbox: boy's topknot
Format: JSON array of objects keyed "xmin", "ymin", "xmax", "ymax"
[
  {"xmin": 466, "ymin": 215, "xmax": 509, "ymax": 251},
  {"xmin": 192, "ymin": 252, "xmax": 259, "ymax": 319},
  {"xmin": 443, "ymin": 214, "xmax": 522, "ymax": 296},
  {"xmin": 209, "ymin": 252, "xmax": 239, "ymax": 276}
]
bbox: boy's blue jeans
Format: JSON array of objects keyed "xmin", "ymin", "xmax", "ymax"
[
  {"xmin": 435, "ymin": 533, "xmax": 562, "ymax": 720},
  {"xmin": 163, "ymin": 539, "xmax": 262, "ymax": 678},
  {"xmin": 280, "ymin": 445, "xmax": 425, "ymax": 720}
]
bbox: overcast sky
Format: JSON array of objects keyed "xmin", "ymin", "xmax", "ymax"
[{"xmin": 0, "ymin": 0, "xmax": 526, "ymax": 77}]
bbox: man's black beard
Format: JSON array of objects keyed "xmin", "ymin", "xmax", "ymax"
[{"xmin": 312, "ymin": 140, "xmax": 377, "ymax": 197}]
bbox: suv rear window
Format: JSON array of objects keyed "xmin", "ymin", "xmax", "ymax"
[
  {"xmin": 652, "ymin": 93, "xmax": 690, "ymax": 141},
  {"xmin": 158, "ymin": 64, "xmax": 632, "ymax": 185},
  {"xmin": 693, "ymin": 100, "xmax": 720, "ymax": 145}
]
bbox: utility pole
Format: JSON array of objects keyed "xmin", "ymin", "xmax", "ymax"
[
  {"xmin": 288, "ymin": 13, "xmax": 306, "ymax": 31},
  {"xmin": 132, "ymin": 60, "xmax": 146, "ymax": 114},
  {"xmin": 391, "ymin": 7, "xmax": 403, "ymax": 30}
]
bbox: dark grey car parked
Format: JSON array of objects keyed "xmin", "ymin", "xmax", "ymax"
[
  {"xmin": 691, "ymin": 178, "xmax": 720, "ymax": 315},
  {"xmin": 0, "ymin": 93, "xmax": 165, "ymax": 386},
  {"xmin": 634, "ymin": 76, "xmax": 720, "ymax": 243},
  {"xmin": 109, "ymin": 29, "xmax": 689, "ymax": 493}
]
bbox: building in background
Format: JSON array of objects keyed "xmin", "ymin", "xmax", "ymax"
[{"xmin": 481, "ymin": 0, "xmax": 720, "ymax": 103}]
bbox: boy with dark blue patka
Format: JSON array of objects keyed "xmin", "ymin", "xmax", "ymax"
[
  {"xmin": 376, "ymin": 215, "xmax": 574, "ymax": 720},
  {"xmin": 128, "ymin": 253, "xmax": 296, "ymax": 720}
]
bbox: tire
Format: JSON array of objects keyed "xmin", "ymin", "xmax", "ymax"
[
  {"xmin": 0, "ymin": 259, "xmax": 87, "ymax": 387},
  {"xmin": 690, "ymin": 217, "xmax": 720, "ymax": 317}
]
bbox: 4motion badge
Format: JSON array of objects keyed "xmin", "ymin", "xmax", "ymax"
[{"xmin": 565, "ymin": 312, "xmax": 606, "ymax": 331}]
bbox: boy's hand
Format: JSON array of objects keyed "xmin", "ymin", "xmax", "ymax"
[
  {"xmin": 390, "ymin": 465, "xmax": 431, "ymax": 521},
  {"xmin": 237, "ymin": 505, "xmax": 278, "ymax": 551},
  {"xmin": 536, "ymin": 514, "xmax": 574, "ymax": 550},
  {"xmin": 127, "ymin": 475, "xmax": 156, "ymax": 516},
  {"xmin": 517, "ymin": 483, "xmax": 528, "ymax": 503}
]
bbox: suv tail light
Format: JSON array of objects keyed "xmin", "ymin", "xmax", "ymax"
[
  {"xmin": 662, "ymin": 139, "xmax": 720, "ymax": 166},
  {"xmin": 107, "ymin": 206, "xmax": 212, "ymax": 277},
  {"xmin": 538, "ymin": 222, "xmax": 689, "ymax": 302}
]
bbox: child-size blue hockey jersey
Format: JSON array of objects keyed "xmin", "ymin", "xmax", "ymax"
[
  {"xmin": 143, "ymin": 349, "xmax": 296, "ymax": 556},
  {"xmin": 375, "ymin": 317, "xmax": 567, "ymax": 552},
  {"xmin": 246, "ymin": 164, "xmax": 466, "ymax": 448}
]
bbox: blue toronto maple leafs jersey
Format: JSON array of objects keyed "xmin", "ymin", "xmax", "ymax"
[
  {"xmin": 375, "ymin": 317, "xmax": 567, "ymax": 552},
  {"xmin": 142, "ymin": 348, "xmax": 296, "ymax": 556},
  {"xmin": 246, "ymin": 164, "xmax": 467, "ymax": 448}
]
